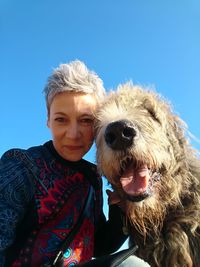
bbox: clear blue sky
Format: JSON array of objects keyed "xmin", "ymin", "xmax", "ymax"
[{"xmin": 1, "ymin": 0, "xmax": 200, "ymax": 248}]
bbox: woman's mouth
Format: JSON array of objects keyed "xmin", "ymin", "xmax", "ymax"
[{"xmin": 64, "ymin": 145, "xmax": 83, "ymax": 151}]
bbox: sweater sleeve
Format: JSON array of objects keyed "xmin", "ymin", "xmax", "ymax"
[
  {"xmin": 0, "ymin": 150, "xmax": 34, "ymax": 267},
  {"xmin": 94, "ymin": 205, "xmax": 128, "ymax": 257}
]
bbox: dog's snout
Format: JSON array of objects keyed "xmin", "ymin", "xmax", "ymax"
[{"xmin": 104, "ymin": 120, "xmax": 136, "ymax": 150}]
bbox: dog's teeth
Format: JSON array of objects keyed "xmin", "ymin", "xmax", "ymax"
[
  {"xmin": 149, "ymin": 170, "xmax": 153, "ymax": 176},
  {"xmin": 152, "ymin": 172, "xmax": 161, "ymax": 181}
]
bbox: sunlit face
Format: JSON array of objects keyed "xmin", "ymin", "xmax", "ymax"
[{"xmin": 47, "ymin": 91, "xmax": 97, "ymax": 162}]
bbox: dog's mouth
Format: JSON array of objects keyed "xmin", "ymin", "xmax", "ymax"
[{"xmin": 119, "ymin": 157, "xmax": 161, "ymax": 202}]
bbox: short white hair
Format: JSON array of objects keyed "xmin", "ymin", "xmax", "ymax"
[{"xmin": 44, "ymin": 60, "xmax": 106, "ymax": 113}]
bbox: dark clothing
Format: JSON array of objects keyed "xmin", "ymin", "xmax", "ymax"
[{"xmin": 0, "ymin": 141, "xmax": 126, "ymax": 267}]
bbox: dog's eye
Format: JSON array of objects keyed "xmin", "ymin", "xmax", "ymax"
[
  {"xmin": 143, "ymin": 100, "xmax": 162, "ymax": 125},
  {"xmin": 150, "ymin": 111, "xmax": 161, "ymax": 125},
  {"xmin": 144, "ymin": 105, "xmax": 161, "ymax": 125},
  {"xmin": 147, "ymin": 109, "xmax": 160, "ymax": 123}
]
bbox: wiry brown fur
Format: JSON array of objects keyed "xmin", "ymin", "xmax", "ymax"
[{"xmin": 95, "ymin": 82, "xmax": 200, "ymax": 267}]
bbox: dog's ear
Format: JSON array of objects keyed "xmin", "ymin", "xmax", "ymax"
[{"xmin": 167, "ymin": 113, "xmax": 188, "ymax": 149}]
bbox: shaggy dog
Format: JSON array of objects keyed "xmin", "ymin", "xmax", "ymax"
[{"xmin": 95, "ymin": 82, "xmax": 200, "ymax": 267}]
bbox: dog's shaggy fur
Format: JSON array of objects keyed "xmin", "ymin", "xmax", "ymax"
[{"xmin": 95, "ymin": 83, "xmax": 200, "ymax": 267}]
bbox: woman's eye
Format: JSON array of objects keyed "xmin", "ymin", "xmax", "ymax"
[
  {"xmin": 80, "ymin": 118, "xmax": 94, "ymax": 125},
  {"xmin": 55, "ymin": 117, "xmax": 66, "ymax": 123}
]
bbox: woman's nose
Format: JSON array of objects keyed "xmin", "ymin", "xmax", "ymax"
[{"xmin": 65, "ymin": 123, "xmax": 81, "ymax": 139}]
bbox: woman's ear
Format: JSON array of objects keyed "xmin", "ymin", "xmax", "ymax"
[{"xmin": 47, "ymin": 118, "xmax": 50, "ymax": 128}]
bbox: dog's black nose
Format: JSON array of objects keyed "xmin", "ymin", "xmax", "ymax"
[{"xmin": 104, "ymin": 120, "xmax": 136, "ymax": 150}]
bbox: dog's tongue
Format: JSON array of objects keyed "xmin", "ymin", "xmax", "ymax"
[{"xmin": 120, "ymin": 165, "xmax": 150, "ymax": 196}]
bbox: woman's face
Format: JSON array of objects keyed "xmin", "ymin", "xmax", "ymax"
[{"xmin": 47, "ymin": 91, "xmax": 97, "ymax": 161}]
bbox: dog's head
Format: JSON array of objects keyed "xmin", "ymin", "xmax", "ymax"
[
  {"xmin": 95, "ymin": 81, "xmax": 200, "ymax": 267},
  {"xmin": 95, "ymin": 83, "xmax": 195, "ymax": 213}
]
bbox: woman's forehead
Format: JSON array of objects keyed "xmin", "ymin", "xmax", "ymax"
[{"xmin": 49, "ymin": 92, "xmax": 97, "ymax": 115}]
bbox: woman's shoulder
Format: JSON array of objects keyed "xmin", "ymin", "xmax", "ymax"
[
  {"xmin": 80, "ymin": 158, "xmax": 98, "ymax": 178},
  {"xmin": 80, "ymin": 159, "xmax": 102, "ymax": 189},
  {"xmin": 1, "ymin": 144, "xmax": 42, "ymax": 160},
  {"xmin": 0, "ymin": 143, "xmax": 49, "ymax": 187},
  {"xmin": 82, "ymin": 158, "xmax": 97, "ymax": 169},
  {"xmin": 1, "ymin": 142, "xmax": 51, "ymax": 164},
  {"xmin": 0, "ymin": 147, "xmax": 36, "ymax": 200},
  {"xmin": 1, "ymin": 147, "xmax": 25, "ymax": 161}
]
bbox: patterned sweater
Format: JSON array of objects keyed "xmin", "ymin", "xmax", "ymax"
[{"xmin": 0, "ymin": 141, "xmax": 126, "ymax": 267}]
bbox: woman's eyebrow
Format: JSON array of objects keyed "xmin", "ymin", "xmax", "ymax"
[
  {"xmin": 54, "ymin": 112, "xmax": 67, "ymax": 115},
  {"xmin": 79, "ymin": 113, "xmax": 95, "ymax": 118}
]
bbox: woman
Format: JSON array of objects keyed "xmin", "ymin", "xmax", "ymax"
[{"xmin": 0, "ymin": 60, "xmax": 128, "ymax": 267}]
